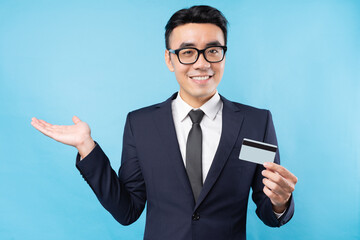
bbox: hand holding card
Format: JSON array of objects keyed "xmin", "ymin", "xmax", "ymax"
[
  {"xmin": 238, "ymin": 138, "xmax": 298, "ymax": 213},
  {"xmin": 262, "ymin": 162, "xmax": 298, "ymax": 213}
]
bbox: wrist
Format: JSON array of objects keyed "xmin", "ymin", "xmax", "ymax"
[
  {"xmin": 273, "ymin": 204, "xmax": 287, "ymax": 214},
  {"xmin": 272, "ymin": 198, "xmax": 290, "ymax": 213},
  {"xmin": 76, "ymin": 136, "xmax": 95, "ymax": 159}
]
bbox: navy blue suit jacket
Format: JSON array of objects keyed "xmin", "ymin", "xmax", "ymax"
[{"xmin": 76, "ymin": 93, "xmax": 294, "ymax": 240}]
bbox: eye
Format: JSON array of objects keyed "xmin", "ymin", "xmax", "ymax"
[
  {"xmin": 181, "ymin": 49, "xmax": 195, "ymax": 55},
  {"xmin": 207, "ymin": 48, "xmax": 219, "ymax": 54}
]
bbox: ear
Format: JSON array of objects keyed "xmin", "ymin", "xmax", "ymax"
[{"xmin": 165, "ymin": 49, "xmax": 175, "ymax": 72}]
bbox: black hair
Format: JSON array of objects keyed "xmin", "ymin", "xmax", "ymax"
[{"xmin": 165, "ymin": 5, "xmax": 228, "ymax": 49}]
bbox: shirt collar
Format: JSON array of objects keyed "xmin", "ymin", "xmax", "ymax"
[{"xmin": 173, "ymin": 91, "xmax": 222, "ymax": 122}]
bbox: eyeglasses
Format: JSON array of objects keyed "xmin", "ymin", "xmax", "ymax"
[{"xmin": 168, "ymin": 46, "xmax": 227, "ymax": 65}]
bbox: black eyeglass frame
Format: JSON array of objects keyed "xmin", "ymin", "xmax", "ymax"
[{"xmin": 168, "ymin": 46, "xmax": 227, "ymax": 65}]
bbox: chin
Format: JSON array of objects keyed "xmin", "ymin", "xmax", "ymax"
[{"xmin": 190, "ymin": 89, "xmax": 216, "ymax": 99}]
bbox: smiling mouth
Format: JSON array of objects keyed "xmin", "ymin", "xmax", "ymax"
[{"xmin": 189, "ymin": 75, "xmax": 213, "ymax": 81}]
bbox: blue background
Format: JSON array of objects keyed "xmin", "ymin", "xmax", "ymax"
[{"xmin": 1, "ymin": 0, "xmax": 359, "ymax": 239}]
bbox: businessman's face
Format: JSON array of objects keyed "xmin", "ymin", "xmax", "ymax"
[{"xmin": 165, "ymin": 23, "xmax": 225, "ymax": 106}]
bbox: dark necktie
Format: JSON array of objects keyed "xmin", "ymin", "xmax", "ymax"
[{"xmin": 186, "ymin": 109, "xmax": 205, "ymax": 202}]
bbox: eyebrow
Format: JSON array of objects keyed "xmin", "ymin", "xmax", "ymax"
[
  {"xmin": 179, "ymin": 42, "xmax": 196, "ymax": 48},
  {"xmin": 206, "ymin": 41, "xmax": 222, "ymax": 47},
  {"xmin": 178, "ymin": 40, "xmax": 223, "ymax": 48}
]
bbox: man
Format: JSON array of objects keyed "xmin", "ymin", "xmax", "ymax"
[{"xmin": 31, "ymin": 5, "xmax": 297, "ymax": 240}]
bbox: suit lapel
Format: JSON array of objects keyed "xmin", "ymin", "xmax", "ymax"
[
  {"xmin": 153, "ymin": 93, "xmax": 194, "ymax": 197},
  {"xmin": 194, "ymin": 95, "xmax": 244, "ymax": 210}
]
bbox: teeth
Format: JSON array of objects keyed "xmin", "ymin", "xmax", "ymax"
[{"xmin": 191, "ymin": 76, "xmax": 210, "ymax": 80}]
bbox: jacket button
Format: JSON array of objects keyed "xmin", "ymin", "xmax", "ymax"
[{"xmin": 192, "ymin": 213, "xmax": 200, "ymax": 221}]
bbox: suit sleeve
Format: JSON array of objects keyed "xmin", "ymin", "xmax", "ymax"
[
  {"xmin": 251, "ymin": 110, "xmax": 295, "ymax": 227},
  {"xmin": 76, "ymin": 113, "xmax": 146, "ymax": 225}
]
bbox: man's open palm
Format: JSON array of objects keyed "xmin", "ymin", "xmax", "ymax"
[{"xmin": 31, "ymin": 116, "xmax": 91, "ymax": 148}]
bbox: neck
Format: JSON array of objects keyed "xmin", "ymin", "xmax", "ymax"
[{"xmin": 179, "ymin": 90, "xmax": 216, "ymax": 108}]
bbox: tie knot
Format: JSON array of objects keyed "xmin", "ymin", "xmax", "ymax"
[{"xmin": 188, "ymin": 109, "xmax": 204, "ymax": 124}]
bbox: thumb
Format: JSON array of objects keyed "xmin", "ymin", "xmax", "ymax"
[{"xmin": 72, "ymin": 115, "xmax": 81, "ymax": 124}]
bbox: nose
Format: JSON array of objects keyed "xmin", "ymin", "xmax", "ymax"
[{"xmin": 192, "ymin": 52, "xmax": 211, "ymax": 69}]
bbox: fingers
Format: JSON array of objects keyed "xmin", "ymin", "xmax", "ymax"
[
  {"xmin": 31, "ymin": 117, "xmax": 63, "ymax": 137},
  {"xmin": 262, "ymin": 176, "xmax": 292, "ymax": 209},
  {"xmin": 261, "ymin": 163, "xmax": 297, "ymax": 207},
  {"xmin": 263, "ymin": 162, "xmax": 298, "ymax": 184},
  {"xmin": 263, "ymin": 185, "xmax": 285, "ymax": 204},
  {"xmin": 262, "ymin": 169, "xmax": 295, "ymax": 193},
  {"xmin": 38, "ymin": 119, "xmax": 51, "ymax": 127},
  {"xmin": 31, "ymin": 118, "xmax": 56, "ymax": 138},
  {"xmin": 32, "ymin": 118, "xmax": 52, "ymax": 128},
  {"xmin": 262, "ymin": 177, "xmax": 287, "ymax": 196},
  {"xmin": 72, "ymin": 116, "xmax": 81, "ymax": 124}
]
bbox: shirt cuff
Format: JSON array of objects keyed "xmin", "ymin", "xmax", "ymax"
[{"xmin": 273, "ymin": 208, "xmax": 286, "ymax": 219}]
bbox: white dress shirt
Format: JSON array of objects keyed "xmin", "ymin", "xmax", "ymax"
[{"xmin": 171, "ymin": 91, "xmax": 223, "ymax": 183}]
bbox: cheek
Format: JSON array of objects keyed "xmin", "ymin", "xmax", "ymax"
[
  {"xmin": 174, "ymin": 65, "xmax": 190, "ymax": 78},
  {"xmin": 213, "ymin": 63, "xmax": 225, "ymax": 80},
  {"xmin": 174, "ymin": 69, "xmax": 187, "ymax": 87},
  {"xmin": 218, "ymin": 60, "xmax": 225, "ymax": 72}
]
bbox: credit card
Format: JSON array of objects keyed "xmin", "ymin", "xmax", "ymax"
[{"xmin": 239, "ymin": 138, "xmax": 277, "ymax": 164}]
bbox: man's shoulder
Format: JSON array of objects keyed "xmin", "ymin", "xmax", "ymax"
[
  {"xmin": 127, "ymin": 94, "xmax": 174, "ymax": 119},
  {"xmin": 221, "ymin": 96, "xmax": 270, "ymax": 116},
  {"xmin": 130, "ymin": 102, "xmax": 163, "ymax": 115}
]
